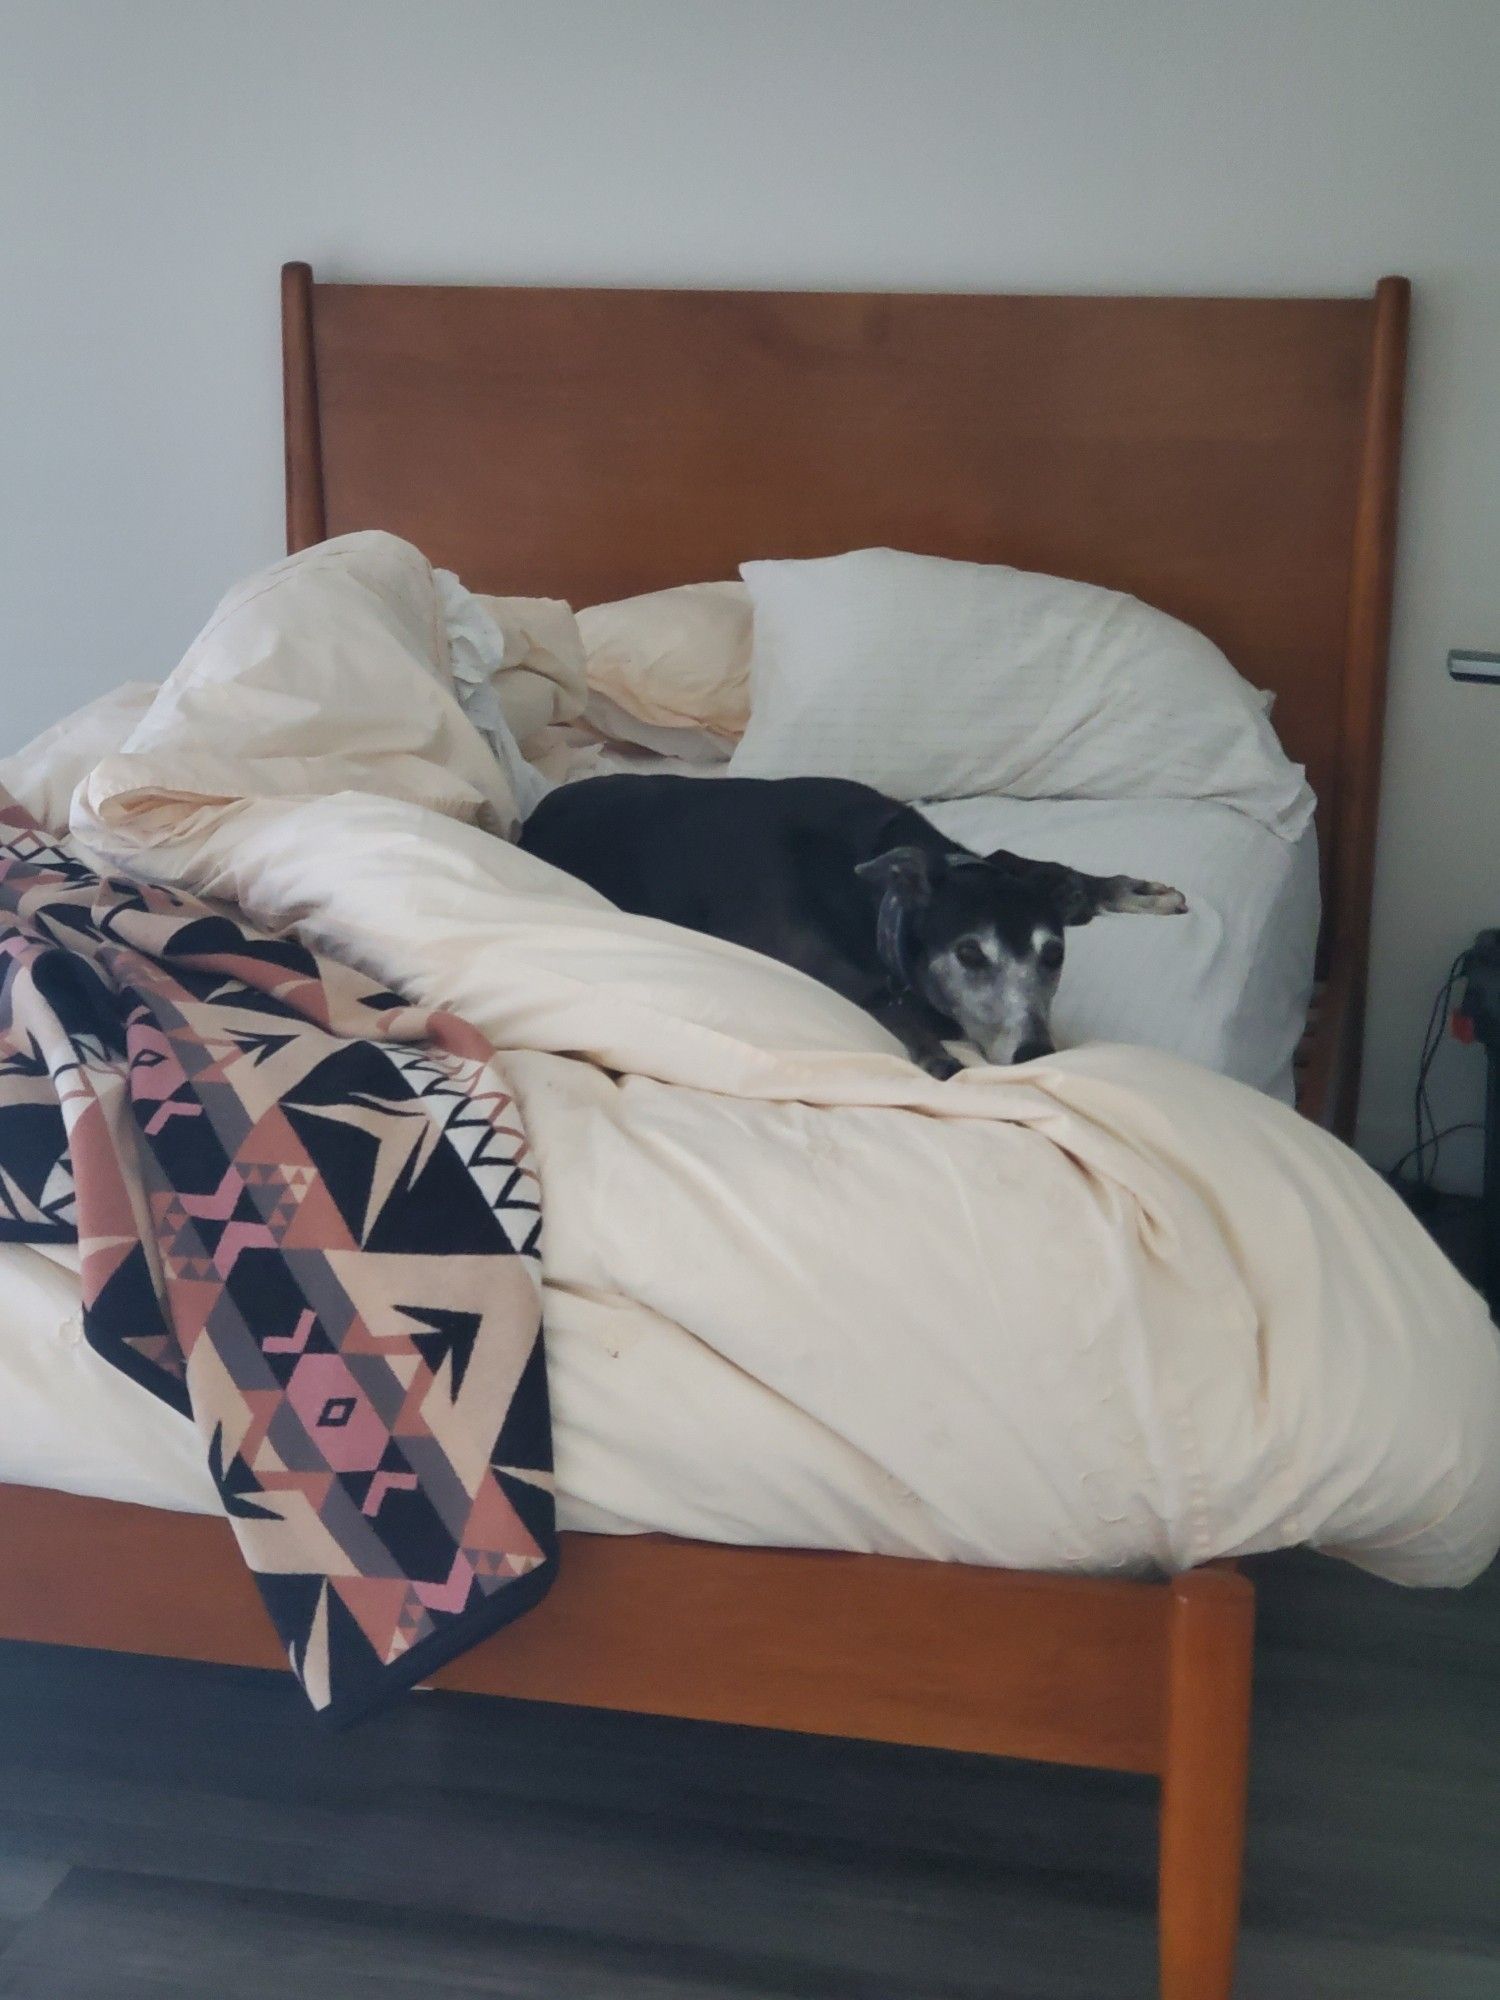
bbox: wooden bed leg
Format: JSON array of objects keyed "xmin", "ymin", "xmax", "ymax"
[{"xmin": 1157, "ymin": 1567, "xmax": 1255, "ymax": 2000}]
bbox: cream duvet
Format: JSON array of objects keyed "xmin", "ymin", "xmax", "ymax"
[{"xmin": 4, "ymin": 533, "xmax": 1497, "ymax": 1587}]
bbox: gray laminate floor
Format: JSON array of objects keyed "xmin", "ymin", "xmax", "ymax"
[{"xmin": 0, "ymin": 1544, "xmax": 1496, "ymax": 1999}]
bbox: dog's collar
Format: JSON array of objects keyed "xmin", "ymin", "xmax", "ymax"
[{"xmin": 875, "ymin": 887, "xmax": 920, "ymax": 993}]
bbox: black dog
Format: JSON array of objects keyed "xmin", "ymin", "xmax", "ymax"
[{"xmin": 521, "ymin": 774, "xmax": 1186, "ymax": 1076}]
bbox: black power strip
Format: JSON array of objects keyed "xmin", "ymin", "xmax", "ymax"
[
  {"xmin": 1455, "ymin": 929, "xmax": 1500, "ymax": 1039},
  {"xmin": 1453, "ymin": 931, "xmax": 1500, "ymax": 1317}
]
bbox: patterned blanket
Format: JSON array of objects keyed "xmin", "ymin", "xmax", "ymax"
[{"xmin": 0, "ymin": 791, "xmax": 554, "ymax": 1723}]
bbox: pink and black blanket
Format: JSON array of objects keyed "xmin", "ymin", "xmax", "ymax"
[{"xmin": 0, "ymin": 792, "xmax": 554, "ymax": 1723}]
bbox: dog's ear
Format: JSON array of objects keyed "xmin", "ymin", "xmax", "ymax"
[
  {"xmin": 854, "ymin": 845, "xmax": 935, "ymax": 903},
  {"xmin": 985, "ymin": 849, "xmax": 1187, "ymax": 927}
]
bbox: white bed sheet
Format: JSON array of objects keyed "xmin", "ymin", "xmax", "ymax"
[
  {"xmin": 540, "ymin": 730, "xmax": 1321, "ymax": 1103},
  {"xmin": 920, "ymin": 795, "xmax": 1319, "ymax": 1101}
]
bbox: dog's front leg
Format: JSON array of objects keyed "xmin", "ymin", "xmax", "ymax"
[{"xmin": 869, "ymin": 993, "xmax": 961, "ymax": 1080}]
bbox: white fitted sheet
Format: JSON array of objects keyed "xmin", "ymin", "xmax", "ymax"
[{"xmin": 919, "ymin": 795, "xmax": 1320, "ymax": 1101}]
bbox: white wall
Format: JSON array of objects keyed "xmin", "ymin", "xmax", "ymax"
[{"xmin": 4, "ymin": 0, "xmax": 1498, "ymax": 1183}]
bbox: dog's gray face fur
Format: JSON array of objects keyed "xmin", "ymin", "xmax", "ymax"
[{"xmin": 856, "ymin": 845, "xmax": 1187, "ymax": 1066}]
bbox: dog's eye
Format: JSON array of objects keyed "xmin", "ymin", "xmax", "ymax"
[
  {"xmin": 954, "ymin": 939, "xmax": 988, "ymax": 971},
  {"xmin": 1038, "ymin": 938, "xmax": 1064, "ymax": 971}
]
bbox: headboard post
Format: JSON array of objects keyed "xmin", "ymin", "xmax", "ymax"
[
  {"xmin": 1334, "ymin": 274, "xmax": 1410, "ymax": 1132},
  {"xmin": 281, "ymin": 261, "xmax": 326, "ymax": 553}
]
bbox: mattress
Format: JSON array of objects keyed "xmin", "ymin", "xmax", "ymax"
[
  {"xmin": 4, "ymin": 534, "xmax": 1496, "ymax": 1595},
  {"xmin": 0, "ymin": 801, "xmax": 1321, "ymax": 1539},
  {"xmin": 0, "ymin": 707, "xmax": 1323, "ymax": 1536},
  {"xmin": 0, "ymin": 780, "xmax": 1476, "ymax": 1577}
]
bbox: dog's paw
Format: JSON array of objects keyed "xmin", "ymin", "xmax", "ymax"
[
  {"xmin": 920, "ymin": 1050, "xmax": 962, "ymax": 1081},
  {"xmin": 1114, "ymin": 877, "xmax": 1188, "ymax": 915}
]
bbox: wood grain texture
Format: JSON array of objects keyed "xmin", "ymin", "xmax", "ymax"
[
  {"xmin": 1331, "ymin": 274, "xmax": 1410, "ymax": 1133},
  {"xmin": 0, "ymin": 1547, "xmax": 1493, "ymax": 1998},
  {"xmin": 284, "ymin": 270, "xmax": 1406, "ymax": 1013},
  {"xmin": 1157, "ymin": 1569, "xmax": 1255, "ymax": 2000},
  {"xmin": 0, "ymin": 1486, "xmax": 1169, "ymax": 1773},
  {"xmin": 1293, "ymin": 966, "xmax": 1352, "ymax": 1129},
  {"xmin": 280, "ymin": 262, "xmax": 326, "ymax": 553}
]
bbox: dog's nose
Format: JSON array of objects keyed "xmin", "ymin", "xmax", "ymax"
[{"xmin": 1013, "ymin": 1038, "xmax": 1054, "ymax": 1065}]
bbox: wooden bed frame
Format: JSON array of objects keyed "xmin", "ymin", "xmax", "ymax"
[{"xmin": 0, "ymin": 268, "xmax": 1409, "ymax": 2000}]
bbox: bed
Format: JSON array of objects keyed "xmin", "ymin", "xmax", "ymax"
[{"xmin": 0, "ymin": 266, "xmax": 1417, "ymax": 1999}]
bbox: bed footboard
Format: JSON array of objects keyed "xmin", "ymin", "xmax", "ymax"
[{"xmin": 0, "ymin": 1483, "xmax": 1252, "ymax": 1995}]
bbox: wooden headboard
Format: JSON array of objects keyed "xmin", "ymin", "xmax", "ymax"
[{"xmin": 282, "ymin": 265, "xmax": 1409, "ymax": 1132}]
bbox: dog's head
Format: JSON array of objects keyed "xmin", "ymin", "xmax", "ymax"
[{"xmin": 855, "ymin": 842, "xmax": 1187, "ymax": 1066}]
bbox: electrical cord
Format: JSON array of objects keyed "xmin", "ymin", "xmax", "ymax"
[
  {"xmin": 1386, "ymin": 1119, "xmax": 1483, "ymax": 1189},
  {"xmin": 1388, "ymin": 948, "xmax": 1475, "ymax": 1194}
]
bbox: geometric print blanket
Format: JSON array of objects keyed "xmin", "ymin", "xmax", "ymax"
[{"xmin": 0, "ymin": 789, "xmax": 554, "ymax": 1724}]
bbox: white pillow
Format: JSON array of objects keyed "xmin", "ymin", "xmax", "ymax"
[
  {"xmin": 730, "ymin": 549, "xmax": 1313, "ymax": 839},
  {"xmin": 578, "ymin": 581, "xmax": 751, "ymax": 739}
]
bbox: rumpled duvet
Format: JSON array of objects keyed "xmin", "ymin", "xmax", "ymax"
[
  {"xmin": 12, "ymin": 531, "xmax": 1500, "ymax": 1591},
  {"xmin": 0, "ymin": 783, "xmax": 553, "ymax": 1722}
]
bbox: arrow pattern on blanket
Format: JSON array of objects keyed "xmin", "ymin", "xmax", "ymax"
[{"xmin": 0, "ymin": 790, "xmax": 555, "ymax": 1724}]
